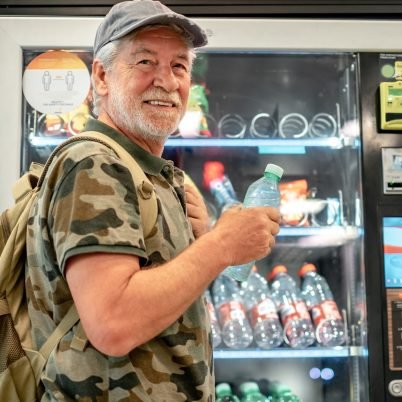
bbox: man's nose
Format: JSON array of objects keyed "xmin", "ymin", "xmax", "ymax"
[{"xmin": 153, "ymin": 65, "xmax": 179, "ymax": 92}]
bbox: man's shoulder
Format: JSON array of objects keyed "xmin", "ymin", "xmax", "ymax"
[{"xmin": 56, "ymin": 137, "xmax": 120, "ymax": 164}]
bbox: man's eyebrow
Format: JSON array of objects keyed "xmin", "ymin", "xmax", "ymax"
[
  {"xmin": 130, "ymin": 47, "xmax": 190, "ymax": 62},
  {"xmin": 176, "ymin": 53, "xmax": 191, "ymax": 63}
]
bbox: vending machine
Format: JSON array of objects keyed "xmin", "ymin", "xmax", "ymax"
[
  {"xmin": 360, "ymin": 52, "xmax": 402, "ymax": 402},
  {"xmin": 1, "ymin": 13, "xmax": 402, "ymax": 402}
]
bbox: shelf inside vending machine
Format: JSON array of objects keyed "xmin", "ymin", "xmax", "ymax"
[{"xmin": 213, "ymin": 346, "xmax": 368, "ymax": 359}]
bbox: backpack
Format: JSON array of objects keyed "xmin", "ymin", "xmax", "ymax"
[{"xmin": 0, "ymin": 130, "xmax": 158, "ymax": 402}]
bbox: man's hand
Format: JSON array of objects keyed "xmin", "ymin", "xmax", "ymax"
[
  {"xmin": 211, "ymin": 205, "xmax": 281, "ymax": 268},
  {"xmin": 184, "ymin": 183, "xmax": 210, "ymax": 238}
]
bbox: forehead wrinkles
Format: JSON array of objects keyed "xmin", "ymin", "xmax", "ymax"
[{"xmin": 129, "ymin": 42, "xmax": 190, "ymax": 63}]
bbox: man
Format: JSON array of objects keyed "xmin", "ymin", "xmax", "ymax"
[{"xmin": 26, "ymin": 1, "xmax": 281, "ymax": 400}]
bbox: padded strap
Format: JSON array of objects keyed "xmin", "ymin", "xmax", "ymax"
[
  {"xmin": 39, "ymin": 304, "xmax": 80, "ymax": 360},
  {"xmin": 70, "ymin": 322, "xmax": 88, "ymax": 352},
  {"xmin": 78, "ymin": 131, "xmax": 158, "ymax": 239}
]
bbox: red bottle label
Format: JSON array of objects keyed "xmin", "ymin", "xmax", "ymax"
[
  {"xmin": 310, "ymin": 300, "xmax": 342, "ymax": 327},
  {"xmin": 278, "ymin": 300, "xmax": 310, "ymax": 327},
  {"xmin": 249, "ymin": 298, "xmax": 278, "ymax": 327},
  {"xmin": 218, "ymin": 301, "xmax": 247, "ymax": 326},
  {"xmin": 207, "ymin": 301, "xmax": 219, "ymax": 325}
]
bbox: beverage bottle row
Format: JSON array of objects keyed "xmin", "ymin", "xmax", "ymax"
[
  {"xmin": 215, "ymin": 381, "xmax": 301, "ymax": 402},
  {"xmin": 206, "ymin": 263, "xmax": 345, "ymax": 349}
]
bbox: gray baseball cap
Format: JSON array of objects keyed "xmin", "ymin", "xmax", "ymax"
[{"xmin": 94, "ymin": 0, "xmax": 208, "ymax": 56}]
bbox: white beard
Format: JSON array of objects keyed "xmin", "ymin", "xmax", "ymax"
[{"xmin": 108, "ymin": 81, "xmax": 184, "ymax": 144}]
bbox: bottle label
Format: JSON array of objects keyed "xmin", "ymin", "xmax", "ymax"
[
  {"xmin": 249, "ymin": 298, "xmax": 278, "ymax": 327},
  {"xmin": 311, "ymin": 300, "xmax": 342, "ymax": 327},
  {"xmin": 207, "ymin": 301, "xmax": 219, "ymax": 324},
  {"xmin": 218, "ymin": 301, "xmax": 247, "ymax": 326},
  {"xmin": 278, "ymin": 300, "xmax": 310, "ymax": 327}
]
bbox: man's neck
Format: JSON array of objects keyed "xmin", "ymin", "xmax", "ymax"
[{"xmin": 97, "ymin": 113, "xmax": 165, "ymax": 157}]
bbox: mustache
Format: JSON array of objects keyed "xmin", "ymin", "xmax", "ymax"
[{"xmin": 140, "ymin": 89, "xmax": 182, "ymax": 107}]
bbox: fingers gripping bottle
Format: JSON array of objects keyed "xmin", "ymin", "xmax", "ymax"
[
  {"xmin": 269, "ymin": 265, "xmax": 315, "ymax": 348},
  {"xmin": 239, "ymin": 381, "xmax": 269, "ymax": 402},
  {"xmin": 223, "ymin": 163, "xmax": 284, "ymax": 282},
  {"xmin": 240, "ymin": 268, "xmax": 283, "ymax": 349},
  {"xmin": 204, "ymin": 289, "xmax": 222, "ymax": 348},
  {"xmin": 299, "ymin": 263, "xmax": 346, "ymax": 347},
  {"xmin": 216, "ymin": 382, "xmax": 241, "ymax": 402},
  {"xmin": 212, "ymin": 274, "xmax": 253, "ymax": 349}
]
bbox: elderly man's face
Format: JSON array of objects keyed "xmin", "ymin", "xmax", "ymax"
[{"xmin": 105, "ymin": 26, "xmax": 192, "ymax": 143}]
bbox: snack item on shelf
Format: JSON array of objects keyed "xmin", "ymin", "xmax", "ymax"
[{"xmin": 279, "ymin": 179, "xmax": 309, "ymax": 226}]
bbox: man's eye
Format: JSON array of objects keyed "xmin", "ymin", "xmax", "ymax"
[
  {"xmin": 174, "ymin": 63, "xmax": 188, "ymax": 72},
  {"xmin": 138, "ymin": 59, "xmax": 152, "ymax": 65}
]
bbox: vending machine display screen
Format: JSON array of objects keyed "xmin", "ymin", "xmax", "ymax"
[{"xmin": 383, "ymin": 217, "xmax": 402, "ymax": 288}]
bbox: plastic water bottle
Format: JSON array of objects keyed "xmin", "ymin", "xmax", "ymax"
[
  {"xmin": 224, "ymin": 163, "xmax": 284, "ymax": 282},
  {"xmin": 212, "ymin": 274, "xmax": 253, "ymax": 349},
  {"xmin": 203, "ymin": 161, "xmax": 241, "ymax": 213},
  {"xmin": 209, "ymin": 176, "xmax": 241, "ymax": 212},
  {"xmin": 240, "ymin": 268, "xmax": 283, "ymax": 349},
  {"xmin": 269, "ymin": 265, "xmax": 315, "ymax": 348},
  {"xmin": 216, "ymin": 382, "xmax": 241, "ymax": 402},
  {"xmin": 239, "ymin": 381, "xmax": 268, "ymax": 402},
  {"xmin": 204, "ymin": 289, "xmax": 222, "ymax": 348},
  {"xmin": 299, "ymin": 263, "xmax": 346, "ymax": 347}
]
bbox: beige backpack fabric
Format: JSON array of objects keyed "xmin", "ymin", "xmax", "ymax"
[{"xmin": 0, "ymin": 131, "xmax": 157, "ymax": 402}]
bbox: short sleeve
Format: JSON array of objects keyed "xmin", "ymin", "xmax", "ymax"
[{"xmin": 48, "ymin": 142, "xmax": 147, "ymax": 273}]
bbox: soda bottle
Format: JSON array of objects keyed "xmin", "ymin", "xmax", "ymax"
[
  {"xmin": 224, "ymin": 163, "xmax": 284, "ymax": 282},
  {"xmin": 269, "ymin": 265, "xmax": 315, "ymax": 348},
  {"xmin": 299, "ymin": 263, "xmax": 346, "ymax": 347},
  {"xmin": 203, "ymin": 161, "xmax": 241, "ymax": 213},
  {"xmin": 239, "ymin": 381, "xmax": 268, "ymax": 402},
  {"xmin": 212, "ymin": 274, "xmax": 254, "ymax": 349},
  {"xmin": 204, "ymin": 289, "xmax": 222, "ymax": 348},
  {"xmin": 267, "ymin": 381, "xmax": 301, "ymax": 402},
  {"xmin": 216, "ymin": 382, "xmax": 241, "ymax": 402},
  {"xmin": 240, "ymin": 268, "xmax": 283, "ymax": 349}
]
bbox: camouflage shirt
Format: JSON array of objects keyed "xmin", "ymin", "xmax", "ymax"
[{"xmin": 26, "ymin": 119, "xmax": 214, "ymax": 402}]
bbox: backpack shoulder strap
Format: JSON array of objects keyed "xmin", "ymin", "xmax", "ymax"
[
  {"xmin": 80, "ymin": 130, "xmax": 158, "ymax": 239},
  {"xmin": 38, "ymin": 303, "xmax": 79, "ymax": 359},
  {"xmin": 43, "ymin": 130, "xmax": 158, "ymax": 239},
  {"xmin": 11, "ymin": 162, "xmax": 43, "ymax": 203}
]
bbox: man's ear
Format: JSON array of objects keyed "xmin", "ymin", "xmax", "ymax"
[{"xmin": 92, "ymin": 59, "xmax": 108, "ymax": 97}]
